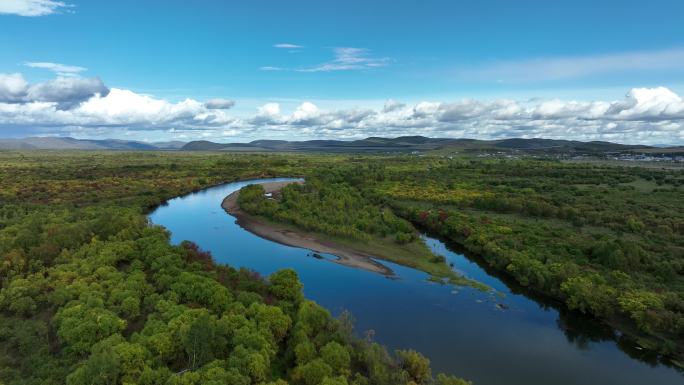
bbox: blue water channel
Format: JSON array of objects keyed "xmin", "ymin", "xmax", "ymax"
[{"xmin": 149, "ymin": 178, "xmax": 682, "ymax": 385}]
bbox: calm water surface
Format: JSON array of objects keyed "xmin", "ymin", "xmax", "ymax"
[{"xmin": 149, "ymin": 178, "xmax": 682, "ymax": 385}]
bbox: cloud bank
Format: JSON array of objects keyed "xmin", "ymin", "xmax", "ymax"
[{"xmin": 0, "ymin": 72, "xmax": 682, "ymax": 144}]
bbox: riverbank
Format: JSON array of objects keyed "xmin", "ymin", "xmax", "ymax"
[
  {"xmin": 151, "ymin": 176, "xmax": 683, "ymax": 384},
  {"xmin": 222, "ymin": 180, "xmax": 395, "ymax": 275},
  {"xmin": 223, "ymin": 180, "xmax": 490, "ymax": 291}
]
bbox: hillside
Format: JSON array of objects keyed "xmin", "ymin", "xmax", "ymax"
[
  {"xmin": 0, "ymin": 137, "xmax": 184, "ymax": 150},
  {"xmin": 0, "ymin": 136, "xmax": 666, "ymax": 155},
  {"xmin": 181, "ymin": 136, "xmax": 654, "ymax": 154}
]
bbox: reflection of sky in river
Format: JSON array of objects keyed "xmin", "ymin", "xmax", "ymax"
[{"xmin": 149, "ymin": 179, "xmax": 682, "ymax": 385}]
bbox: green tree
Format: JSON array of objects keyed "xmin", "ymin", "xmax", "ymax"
[
  {"xmin": 269, "ymin": 269, "xmax": 304, "ymax": 303},
  {"xmin": 56, "ymin": 303, "xmax": 126, "ymax": 354},
  {"xmin": 294, "ymin": 358, "xmax": 333, "ymax": 385},
  {"xmin": 294, "ymin": 339, "xmax": 317, "ymax": 365},
  {"xmin": 434, "ymin": 373, "xmax": 472, "ymax": 385},
  {"xmin": 397, "ymin": 349, "xmax": 431, "ymax": 385},
  {"xmin": 618, "ymin": 291, "xmax": 665, "ymax": 332},
  {"xmin": 321, "ymin": 341, "xmax": 351, "ymax": 374},
  {"xmin": 66, "ymin": 348, "xmax": 120, "ymax": 385},
  {"xmin": 321, "ymin": 376, "xmax": 349, "ymax": 385},
  {"xmin": 183, "ymin": 313, "xmax": 215, "ymax": 370},
  {"xmin": 297, "ymin": 301, "xmax": 330, "ymax": 337}
]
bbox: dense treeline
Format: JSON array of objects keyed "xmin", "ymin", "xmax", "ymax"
[
  {"xmin": 0, "ymin": 152, "xmax": 470, "ymax": 385},
  {"xmin": 285, "ymin": 158, "xmax": 684, "ymax": 362},
  {"xmin": 238, "ymin": 182, "xmax": 415, "ymax": 244}
]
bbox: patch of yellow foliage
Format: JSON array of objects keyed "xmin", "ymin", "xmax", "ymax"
[{"xmin": 378, "ymin": 182, "xmax": 492, "ymax": 204}]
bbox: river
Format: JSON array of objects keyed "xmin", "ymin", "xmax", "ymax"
[{"xmin": 148, "ymin": 178, "xmax": 682, "ymax": 385}]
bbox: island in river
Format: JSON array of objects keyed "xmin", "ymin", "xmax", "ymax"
[
  {"xmin": 222, "ymin": 180, "xmax": 393, "ymax": 275},
  {"xmin": 222, "ymin": 180, "xmax": 488, "ymax": 290}
]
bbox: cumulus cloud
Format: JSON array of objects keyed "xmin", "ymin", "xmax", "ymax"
[
  {"xmin": 240, "ymin": 88, "xmax": 684, "ymax": 143},
  {"xmin": 298, "ymin": 47, "xmax": 390, "ymax": 72},
  {"xmin": 383, "ymin": 99, "xmax": 406, "ymax": 113},
  {"xmin": 25, "ymin": 62, "xmax": 86, "ymax": 77},
  {"xmin": 251, "ymin": 103, "xmax": 283, "ymax": 125},
  {"xmin": 608, "ymin": 87, "xmax": 684, "ymax": 120},
  {"xmin": 0, "ymin": 88, "xmax": 235, "ymax": 131},
  {"xmin": 0, "ymin": 73, "xmax": 109, "ymax": 109},
  {"xmin": 1, "ymin": 72, "xmax": 683, "ymax": 145},
  {"xmin": 27, "ymin": 77, "xmax": 109, "ymax": 109},
  {"xmin": 204, "ymin": 98, "xmax": 235, "ymax": 109},
  {"xmin": 0, "ymin": 0, "xmax": 70, "ymax": 16},
  {"xmin": 77, "ymin": 89, "xmax": 193, "ymax": 123},
  {"xmin": 258, "ymin": 103, "xmax": 281, "ymax": 116},
  {"xmin": 0, "ymin": 73, "xmax": 28, "ymax": 103}
]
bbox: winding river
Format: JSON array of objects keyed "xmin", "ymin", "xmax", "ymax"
[{"xmin": 149, "ymin": 178, "xmax": 682, "ymax": 385}]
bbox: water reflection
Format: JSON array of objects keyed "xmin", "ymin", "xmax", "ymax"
[{"xmin": 429, "ymin": 235, "xmax": 681, "ymax": 372}]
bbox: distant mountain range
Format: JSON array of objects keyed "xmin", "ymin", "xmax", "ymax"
[
  {"xmin": 0, "ymin": 137, "xmax": 186, "ymax": 150},
  {"xmin": 181, "ymin": 136, "xmax": 658, "ymax": 154},
  {"xmin": 0, "ymin": 135, "xmax": 677, "ymax": 154}
]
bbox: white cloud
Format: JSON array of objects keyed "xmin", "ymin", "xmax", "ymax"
[
  {"xmin": 0, "ymin": 0, "xmax": 70, "ymax": 16},
  {"xmin": 274, "ymin": 43, "xmax": 303, "ymax": 49},
  {"xmin": 608, "ymin": 87, "xmax": 684, "ymax": 120},
  {"xmin": 28, "ymin": 77, "xmax": 109, "ymax": 109},
  {"xmin": 0, "ymin": 73, "xmax": 29, "ymax": 103},
  {"xmin": 25, "ymin": 62, "xmax": 86, "ymax": 77},
  {"xmin": 251, "ymin": 102, "xmax": 283, "ymax": 125},
  {"xmin": 298, "ymin": 47, "xmax": 390, "ymax": 72},
  {"xmin": 291, "ymin": 102, "xmax": 318, "ymax": 122},
  {"xmin": 1, "ymin": 72, "xmax": 683, "ymax": 145},
  {"xmin": 258, "ymin": 102, "xmax": 281, "ymax": 116},
  {"xmin": 261, "ymin": 47, "xmax": 390, "ymax": 72},
  {"xmin": 383, "ymin": 99, "xmax": 406, "ymax": 113},
  {"xmin": 76, "ymin": 89, "xmax": 199, "ymax": 124},
  {"xmin": 0, "ymin": 72, "xmax": 108, "ymax": 109},
  {"xmin": 463, "ymin": 47, "xmax": 684, "ymax": 83},
  {"xmin": 242, "ymin": 88, "xmax": 684, "ymax": 143}
]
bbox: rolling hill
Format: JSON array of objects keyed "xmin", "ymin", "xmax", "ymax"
[
  {"xmin": 0, "ymin": 137, "xmax": 184, "ymax": 150},
  {"xmin": 0, "ymin": 136, "xmax": 666, "ymax": 154},
  {"xmin": 180, "ymin": 136, "xmax": 653, "ymax": 154}
]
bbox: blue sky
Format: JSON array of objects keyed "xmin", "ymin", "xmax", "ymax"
[{"xmin": 1, "ymin": 0, "xmax": 683, "ymax": 144}]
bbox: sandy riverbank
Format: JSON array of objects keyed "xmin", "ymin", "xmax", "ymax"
[{"xmin": 221, "ymin": 180, "xmax": 393, "ymax": 275}]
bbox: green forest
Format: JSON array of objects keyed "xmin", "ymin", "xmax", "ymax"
[
  {"xmin": 1, "ymin": 150, "xmax": 683, "ymax": 384},
  {"xmin": 0, "ymin": 152, "xmax": 470, "ymax": 385},
  {"xmin": 236, "ymin": 156, "xmax": 684, "ymax": 364},
  {"xmin": 237, "ymin": 181, "xmax": 485, "ymax": 289}
]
